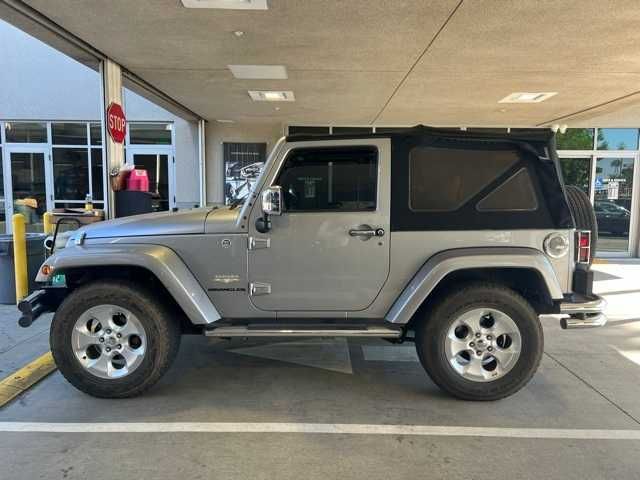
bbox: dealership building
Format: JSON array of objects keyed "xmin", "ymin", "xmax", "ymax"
[{"xmin": 1, "ymin": 2, "xmax": 640, "ymax": 257}]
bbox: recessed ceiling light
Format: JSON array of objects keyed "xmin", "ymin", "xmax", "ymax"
[
  {"xmin": 499, "ymin": 92, "xmax": 557, "ymax": 103},
  {"xmin": 248, "ymin": 90, "xmax": 295, "ymax": 102},
  {"xmin": 216, "ymin": 119, "xmax": 235, "ymax": 123},
  {"xmin": 229, "ymin": 65, "xmax": 287, "ymax": 80},
  {"xmin": 181, "ymin": 0, "xmax": 267, "ymax": 10}
]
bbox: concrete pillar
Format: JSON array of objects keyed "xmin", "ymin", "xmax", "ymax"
[{"xmin": 100, "ymin": 58, "xmax": 124, "ymax": 219}]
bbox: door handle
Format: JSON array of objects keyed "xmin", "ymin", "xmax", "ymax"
[{"xmin": 349, "ymin": 226, "xmax": 385, "ymax": 238}]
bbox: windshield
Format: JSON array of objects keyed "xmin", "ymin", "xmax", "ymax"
[
  {"xmin": 232, "ymin": 138, "xmax": 285, "ymax": 212},
  {"xmin": 225, "ymin": 161, "xmax": 265, "ymax": 206}
]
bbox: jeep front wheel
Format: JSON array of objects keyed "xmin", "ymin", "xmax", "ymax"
[
  {"xmin": 50, "ymin": 280, "xmax": 181, "ymax": 398},
  {"xmin": 416, "ymin": 283, "xmax": 543, "ymax": 401}
]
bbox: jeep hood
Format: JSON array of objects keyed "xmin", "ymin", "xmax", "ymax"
[{"xmin": 80, "ymin": 206, "xmax": 241, "ymax": 239}]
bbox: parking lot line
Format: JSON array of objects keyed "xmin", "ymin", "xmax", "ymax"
[
  {"xmin": 1, "ymin": 422, "xmax": 640, "ymax": 440},
  {"xmin": 0, "ymin": 352, "xmax": 57, "ymax": 408}
]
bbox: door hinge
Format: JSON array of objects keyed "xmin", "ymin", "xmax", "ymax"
[
  {"xmin": 248, "ymin": 237, "xmax": 270, "ymax": 250},
  {"xmin": 250, "ymin": 282, "xmax": 271, "ymax": 296}
]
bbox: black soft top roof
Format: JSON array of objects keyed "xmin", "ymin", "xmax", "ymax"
[
  {"xmin": 285, "ymin": 125, "xmax": 555, "ymax": 145},
  {"xmin": 286, "ymin": 124, "xmax": 571, "ymax": 231}
]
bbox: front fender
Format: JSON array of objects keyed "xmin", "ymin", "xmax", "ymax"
[
  {"xmin": 38, "ymin": 243, "xmax": 221, "ymax": 325},
  {"xmin": 385, "ymin": 247, "xmax": 564, "ymax": 324}
]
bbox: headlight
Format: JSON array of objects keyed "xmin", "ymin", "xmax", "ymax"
[{"xmin": 544, "ymin": 232, "xmax": 569, "ymax": 258}]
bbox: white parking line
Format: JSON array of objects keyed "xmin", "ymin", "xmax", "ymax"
[{"xmin": 1, "ymin": 422, "xmax": 640, "ymax": 440}]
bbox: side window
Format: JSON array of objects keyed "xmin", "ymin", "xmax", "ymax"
[
  {"xmin": 476, "ymin": 168, "xmax": 538, "ymax": 211},
  {"xmin": 409, "ymin": 147, "xmax": 521, "ymax": 211},
  {"xmin": 276, "ymin": 147, "xmax": 378, "ymax": 212}
]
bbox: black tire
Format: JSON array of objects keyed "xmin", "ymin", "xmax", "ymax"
[
  {"xmin": 565, "ymin": 185, "xmax": 598, "ymax": 259},
  {"xmin": 50, "ymin": 280, "xmax": 181, "ymax": 398},
  {"xmin": 415, "ymin": 283, "xmax": 543, "ymax": 401}
]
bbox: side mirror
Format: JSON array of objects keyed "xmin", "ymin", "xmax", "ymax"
[
  {"xmin": 261, "ymin": 186, "xmax": 283, "ymax": 216},
  {"xmin": 255, "ymin": 186, "xmax": 283, "ymax": 234}
]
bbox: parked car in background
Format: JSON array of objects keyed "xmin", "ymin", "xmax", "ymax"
[{"xmin": 594, "ymin": 200, "xmax": 630, "ymax": 235}]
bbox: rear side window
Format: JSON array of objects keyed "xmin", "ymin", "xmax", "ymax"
[
  {"xmin": 277, "ymin": 147, "xmax": 377, "ymax": 212},
  {"xmin": 477, "ymin": 168, "xmax": 538, "ymax": 211},
  {"xmin": 409, "ymin": 147, "xmax": 523, "ymax": 211}
]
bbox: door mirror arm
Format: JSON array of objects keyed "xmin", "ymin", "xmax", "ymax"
[{"xmin": 255, "ymin": 213, "xmax": 271, "ymax": 233}]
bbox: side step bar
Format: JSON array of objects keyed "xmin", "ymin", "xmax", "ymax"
[{"xmin": 204, "ymin": 324, "xmax": 403, "ymax": 338}]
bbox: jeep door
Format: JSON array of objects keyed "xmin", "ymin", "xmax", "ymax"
[{"xmin": 248, "ymin": 138, "xmax": 391, "ymax": 312}]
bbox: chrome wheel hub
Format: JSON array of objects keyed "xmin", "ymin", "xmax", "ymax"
[
  {"xmin": 71, "ymin": 305, "xmax": 147, "ymax": 379},
  {"xmin": 445, "ymin": 308, "xmax": 522, "ymax": 382}
]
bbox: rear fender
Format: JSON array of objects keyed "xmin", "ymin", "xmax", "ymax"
[{"xmin": 385, "ymin": 247, "xmax": 563, "ymax": 324}]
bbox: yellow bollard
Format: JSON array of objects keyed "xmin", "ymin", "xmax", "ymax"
[
  {"xmin": 43, "ymin": 211, "xmax": 54, "ymax": 235},
  {"xmin": 12, "ymin": 214, "xmax": 28, "ymax": 303}
]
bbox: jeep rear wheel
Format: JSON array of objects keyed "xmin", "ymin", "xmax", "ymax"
[
  {"xmin": 51, "ymin": 280, "xmax": 181, "ymax": 398},
  {"xmin": 416, "ymin": 283, "xmax": 543, "ymax": 401}
]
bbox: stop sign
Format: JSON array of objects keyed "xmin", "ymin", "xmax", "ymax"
[{"xmin": 107, "ymin": 102, "xmax": 126, "ymax": 143}]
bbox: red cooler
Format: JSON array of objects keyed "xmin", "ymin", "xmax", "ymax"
[{"xmin": 126, "ymin": 169, "xmax": 149, "ymax": 192}]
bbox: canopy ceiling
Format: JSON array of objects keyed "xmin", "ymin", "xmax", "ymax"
[{"xmin": 7, "ymin": 0, "xmax": 640, "ymax": 127}]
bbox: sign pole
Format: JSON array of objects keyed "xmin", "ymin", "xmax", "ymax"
[{"xmin": 100, "ymin": 59, "xmax": 125, "ymax": 220}]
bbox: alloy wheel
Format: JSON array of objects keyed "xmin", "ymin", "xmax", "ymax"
[
  {"xmin": 444, "ymin": 308, "xmax": 522, "ymax": 382},
  {"xmin": 71, "ymin": 305, "xmax": 147, "ymax": 379}
]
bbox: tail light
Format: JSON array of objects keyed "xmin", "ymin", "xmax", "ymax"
[{"xmin": 576, "ymin": 230, "xmax": 591, "ymax": 264}]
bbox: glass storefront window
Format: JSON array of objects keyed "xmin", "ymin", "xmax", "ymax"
[
  {"xmin": 594, "ymin": 157, "xmax": 634, "ymax": 252},
  {"xmin": 131, "ymin": 153, "xmax": 170, "ymax": 211},
  {"xmin": 129, "ymin": 123, "xmax": 172, "ymax": 145},
  {"xmin": 560, "ymin": 158, "xmax": 591, "ymax": 196},
  {"xmin": 54, "ymin": 201, "xmax": 103, "ymax": 209},
  {"xmin": 11, "ymin": 151, "xmax": 46, "ymax": 232},
  {"xmin": 91, "ymin": 149, "xmax": 104, "ymax": 200},
  {"xmin": 90, "ymin": 123, "xmax": 102, "ymax": 145},
  {"xmin": 556, "ymin": 129, "xmax": 595, "ymax": 150},
  {"xmin": 0, "ymin": 149, "xmax": 5, "ymax": 232},
  {"xmin": 596, "ymin": 128, "xmax": 639, "ymax": 151},
  {"xmin": 52, "ymin": 123, "xmax": 88, "ymax": 145},
  {"xmin": 0, "ymin": 148, "xmax": 4, "ymax": 198},
  {"xmin": 4, "ymin": 122, "xmax": 47, "ymax": 143},
  {"xmin": 53, "ymin": 148, "xmax": 89, "ymax": 200}
]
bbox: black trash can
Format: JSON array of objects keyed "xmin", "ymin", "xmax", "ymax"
[{"xmin": 0, "ymin": 233, "xmax": 47, "ymax": 304}]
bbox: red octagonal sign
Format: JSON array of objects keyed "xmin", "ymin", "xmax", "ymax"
[{"xmin": 107, "ymin": 102, "xmax": 126, "ymax": 143}]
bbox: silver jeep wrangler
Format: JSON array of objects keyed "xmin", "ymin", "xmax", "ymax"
[{"xmin": 19, "ymin": 126, "xmax": 606, "ymax": 401}]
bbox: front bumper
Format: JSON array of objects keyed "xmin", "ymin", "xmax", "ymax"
[
  {"xmin": 17, "ymin": 288, "xmax": 60, "ymax": 328},
  {"xmin": 558, "ymin": 293, "xmax": 607, "ymax": 329}
]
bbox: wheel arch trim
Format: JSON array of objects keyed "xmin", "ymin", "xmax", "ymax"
[
  {"xmin": 39, "ymin": 244, "xmax": 221, "ymax": 325},
  {"xmin": 385, "ymin": 247, "xmax": 564, "ymax": 325}
]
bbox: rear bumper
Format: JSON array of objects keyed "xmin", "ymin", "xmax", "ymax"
[{"xmin": 558, "ymin": 293, "xmax": 607, "ymax": 329}]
